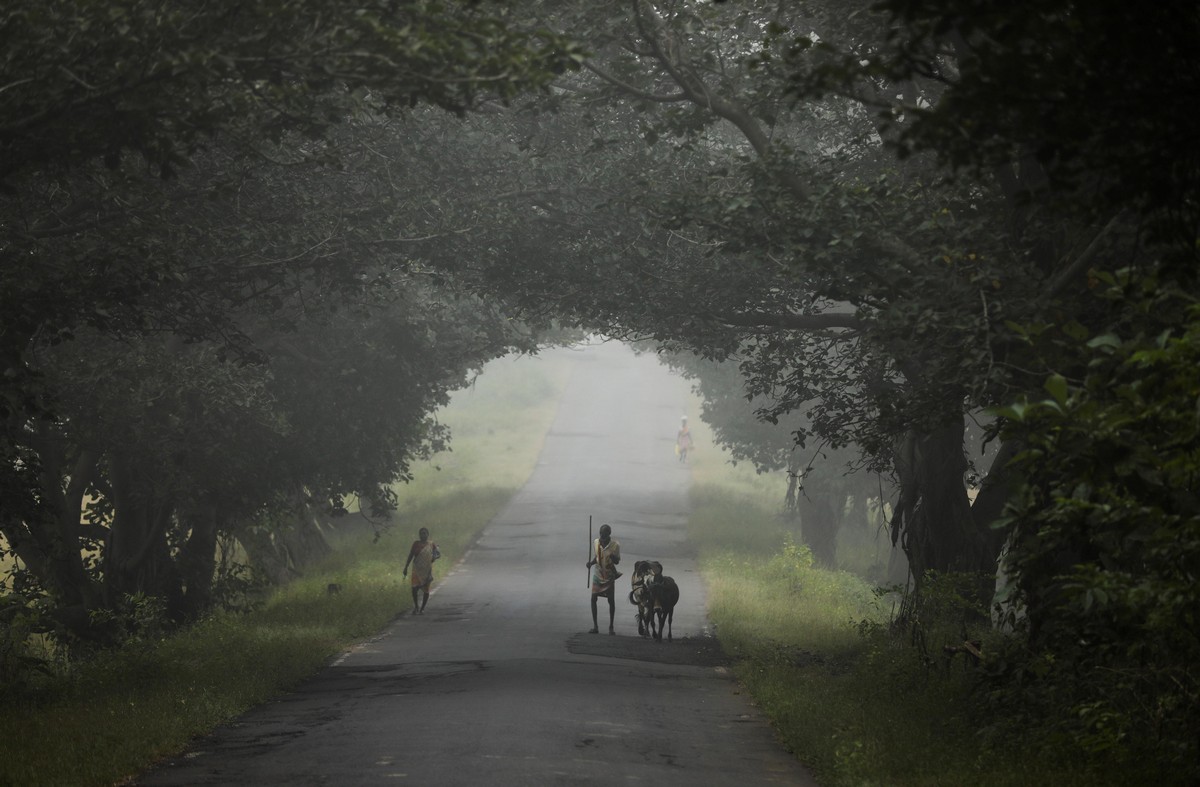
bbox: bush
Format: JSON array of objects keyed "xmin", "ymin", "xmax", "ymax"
[
  {"xmin": 992, "ymin": 298, "xmax": 1200, "ymax": 781},
  {"xmin": 0, "ymin": 597, "xmax": 52, "ymax": 700}
]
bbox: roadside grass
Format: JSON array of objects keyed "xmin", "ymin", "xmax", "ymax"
[
  {"xmin": 0, "ymin": 351, "xmax": 571, "ymax": 787},
  {"xmin": 685, "ymin": 416, "xmax": 1145, "ymax": 787},
  {"xmin": 6, "ymin": 612, "xmax": 368, "ymax": 787}
]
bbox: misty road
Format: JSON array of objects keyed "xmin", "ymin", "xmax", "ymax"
[{"xmin": 135, "ymin": 341, "xmax": 818, "ymax": 786}]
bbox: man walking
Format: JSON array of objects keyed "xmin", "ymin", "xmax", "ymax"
[{"xmin": 587, "ymin": 523, "xmax": 621, "ymax": 634}]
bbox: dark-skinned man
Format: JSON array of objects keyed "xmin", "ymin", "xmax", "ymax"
[{"xmin": 586, "ymin": 523, "xmax": 621, "ymax": 634}]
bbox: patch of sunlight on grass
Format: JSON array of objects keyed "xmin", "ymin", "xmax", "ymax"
[{"xmin": 704, "ymin": 548, "xmax": 875, "ymax": 658}]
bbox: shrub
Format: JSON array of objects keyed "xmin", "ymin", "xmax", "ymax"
[{"xmin": 991, "ymin": 298, "xmax": 1200, "ymax": 781}]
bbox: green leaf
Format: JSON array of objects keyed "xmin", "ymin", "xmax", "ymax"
[
  {"xmin": 1087, "ymin": 333, "xmax": 1122, "ymax": 350},
  {"xmin": 1044, "ymin": 373, "xmax": 1069, "ymax": 405}
]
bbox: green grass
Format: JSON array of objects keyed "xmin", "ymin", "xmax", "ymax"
[
  {"xmin": 0, "ymin": 351, "xmax": 572, "ymax": 787},
  {"xmin": 686, "ymin": 417, "xmax": 1151, "ymax": 787},
  {"xmin": 5, "ymin": 614, "xmax": 361, "ymax": 786}
]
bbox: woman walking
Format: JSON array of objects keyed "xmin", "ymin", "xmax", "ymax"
[{"xmin": 403, "ymin": 527, "xmax": 440, "ymax": 615}]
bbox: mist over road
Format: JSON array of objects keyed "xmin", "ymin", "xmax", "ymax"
[{"xmin": 136, "ymin": 341, "xmax": 817, "ymax": 786}]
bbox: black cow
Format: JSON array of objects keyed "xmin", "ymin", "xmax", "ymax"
[{"xmin": 647, "ymin": 570, "xmax": 679, "ymax": 642}]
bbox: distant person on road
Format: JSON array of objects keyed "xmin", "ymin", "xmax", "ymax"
[
  {"xmin": 403, "ymin": 527, "xmax": 440, "ymax": 615},
  {"xmin": 676, "ymin": 415, "xmax": 694, "ymax": 463},
  {"xmin": 587, "ymin": 523, "xmax": 621, "ymax": 634}
]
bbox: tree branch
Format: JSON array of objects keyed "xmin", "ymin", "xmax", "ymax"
[
  {"xmin": 716, "ymin": 310, "xmax": 862, "ymax": 331},
  {"xmin": 582, "ymin": 62, "xmax": 687, "ymax": 103},
  {"xmin": 1045, "ymin": 210, "xmax": 1128, "ymax": 299}
]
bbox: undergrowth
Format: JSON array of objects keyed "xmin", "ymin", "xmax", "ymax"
[
  {"xmin": 689, "ymin": 483, "xmax": 1158, "ymax": 786},
  {"xmin": 685, "ymin": 412, "xmax": 1153, "ymax": 786}
]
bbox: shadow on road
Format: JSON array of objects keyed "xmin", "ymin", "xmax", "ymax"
[{"xmin": 566, "ymin": 632, "xmax": 730, "ymax": 667}]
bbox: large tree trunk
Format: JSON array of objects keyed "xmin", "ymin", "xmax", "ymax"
[
  {"xmin": 797, "ymin": 484, "xmax": 838, "ymax": 568},
  {"xmin": 280, "ymin": 487, "xmax": 334, "ymax": 568},
  {"xmin": 885, "ymin": 538, "xmax": 910, "ymax": 585},
  {"xmin": 236, "ymin": 487, "xmax": 332, "ymax": 586},
  {"xmin": 103, "ymin": 451, "xmax": 183, "ymax": 617},
  {"xmin": 236, "ymin": 526, "xmax": 297, "ymax": 586},
  {"xmin": 783, "ymin": 465, "xmax": 800, "ymax": 522},
  {"xmin": 1, "ymin": 426, "xmax": 107, "ymax": 643},
  {"xmin": 176, "ymin": 504, "xmax": 222, "ymax": 620},
  {"xmin": 969, "ymin": 439, "xmax": 1020, "ymax": 564},
  {"xmin": 890, "ymin": 417, "xmax": 1001, "ymax": 610}
]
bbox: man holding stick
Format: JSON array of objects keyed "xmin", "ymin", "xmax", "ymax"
[{"xmin": 586, "ymin": 523, "xmax": 621, "ymax": 634}]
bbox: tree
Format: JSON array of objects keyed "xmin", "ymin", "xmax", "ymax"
[
  {"xmin": 508, "ymin": 0, "xmax": 1192, "ymax": 609},
  {"xmin": 1, "ymin": 0, "xmax": 579, "ymax": 414},
  {"xmin": 991, "ymin": 293, "xmax": 1200, "ymax": 773},
  {"xmin": 1, "ymin": 1, "xmax": 579, "ymax": 645},
  {"xmin": 665, "ymin": 349, "xmax": 887, "ymax": 569},
  {"xmin": 774, "ymin": 0, "xmax": 1200, "ymax": 769},
  {"xmin": 433, "ymin": 0, "xmax": 1019, "ymax": 599},
  {"xmin": 355, "ymin": 3, "xmax": 1186, "ymax": 639}
]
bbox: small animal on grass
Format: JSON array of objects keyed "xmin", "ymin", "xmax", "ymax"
[
  {"xmin": 326, "ymin": 583, "xmax": 342, "ymax": 595},
  {"xmin": 628, "ymin": 560, "xmax": 661, "ymax": 637},
  {"xmin": 646, "ymin": 568, "xmax": 679, "ymax": 642}
]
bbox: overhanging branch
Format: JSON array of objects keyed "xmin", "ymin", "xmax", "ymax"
[
  {"xmin": 716, "ymin": 310, "xmax": 862, "ymax": 331},
  {"xmin": 582, "ymin": 62, "xmax": 687, "ymax": 103}
]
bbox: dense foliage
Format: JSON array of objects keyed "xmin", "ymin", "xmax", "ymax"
[
  {"xmin": 770, "ymin": 0, "xmax": 1200, "ymax": 772},
  {"xmin": 0, "ymin": 0, "xmax": 578, "ymax": 650},
  {"xmin": 990, "ymin": 287, "xmax": 1200, "ymax": 774},
  {"xmin": 442, "ymin": 0, "xmax": 1198, "ymax": 771}
]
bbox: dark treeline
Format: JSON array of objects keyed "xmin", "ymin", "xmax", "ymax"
[
  {"xmin": 2, "ymin": 0, "xmax": 1197, "ymax": 778},
  {"xmin": 0, "ymin": 0, "xmax": 581, "ymax": 646}
]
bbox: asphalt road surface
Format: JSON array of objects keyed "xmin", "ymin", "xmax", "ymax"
[{"xmin": 135, "ymin": 341, "xmax": 819, "ymax": 786}]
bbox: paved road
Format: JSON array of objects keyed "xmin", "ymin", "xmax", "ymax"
[{"xmin": 136, "ymin": 341, "xmax": 819, "ymax": 786}]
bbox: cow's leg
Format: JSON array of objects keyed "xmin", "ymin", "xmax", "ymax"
[{"xmin": 666, "ymin": 609, "xmax": 673, "ymax": 641}]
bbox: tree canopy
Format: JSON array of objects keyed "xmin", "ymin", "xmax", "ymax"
[
  {"xmin": 0, "ymin": 0, "xmax": 579, "ymax": 645},
  {"xmin": 2, "ymin": 0, "xmax": 1198, "ymax": 775},
  {"xmin": 357, "ymin": 1, "xmax": 1195, "ymax": 767}
]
